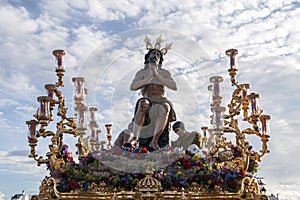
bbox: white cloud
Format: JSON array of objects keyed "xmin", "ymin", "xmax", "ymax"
[
  {"xmin": 0, "ymin": 149, "xmax": 48, "ymax": 176},
  {"xmin": 0, "ymin": 4, "xmax": 38, "ymax": 38},
  {"xmin": 86, "ymin": 0, "xmax": 141, "ymax": 20},
  {"xmin": 39, "ymin": 0, "xmax": 73, "ymax": 20},
  {"xmin": 0, "ymin": 72, "xmax": 40, "ymax": 102}
]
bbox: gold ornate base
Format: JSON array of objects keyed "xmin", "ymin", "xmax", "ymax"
[
  {"xmin": 31, "ymin": 189, "xmax": 268, "ymax": 200},
  {"xmin": 30, "ymin": 176, "xmax": 268, "ymax": 200}
]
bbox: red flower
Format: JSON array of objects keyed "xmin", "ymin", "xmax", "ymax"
[
  {"xmin": 70, "ymin": 180, "xmax": 77, "ymax": 190},
  {"xmin": 241, "ymin": 171, "xmax": 247, "ymax": 177},
  {"xmin": 183, "ymin": 159, "xmax": 191, "ymax": 169},
  {"xmin": 204, "ymin": 175, "xmax": 210, "ymax": 182},
  {"xmin": 141, "ymin": 147, "xmax": 148, "ymax": 153},
  {"xmin": 214, "ymin": 178, "xmax": 219, "ymax": 185},
  {"xmin": 107, "ymin": 176, "xmax": 111, "ymax": 184},
  {"xmin": 198, "ymin": 162, "xmax": 203, "ymax": 168},
  {"xmin": 174, "ymin": 180, "xmax": 180, "ymax": 187}
]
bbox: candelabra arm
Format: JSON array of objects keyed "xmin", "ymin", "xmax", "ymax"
[
  {"xmin": 63, "ymin": 119, "xmax": 77, "ymax": 129},
  {"xmin": 36, "ymin": 156, "xmax": 49, "ymax": 166},
  {"xmin": 223, "ymin": 127, "xmax": 236, "ymax": 133},
  {"xmin": 28, "ymin": 144, "xmax": 51, "ymax": 167},
  {"xmin": 63, "ymin": 129, "xmax": 78, "ymax": 136},
  {"xmin": 228, "ymin": 68, "xmax": 239, "ymax": 86},
  {"xmin": 37, "ymin": 130, "xmax": 55, "ymax": 138},
  {"xmin": 28, "ymin": 139, "xmax": 38, "ymax": 159},
  {"xmin": 226, "ymin": 84, "xmax": 251, "ymax": 121},
  {"xmin": 259, "ymin": 135, "xmax": 270, "ymax": 157}
]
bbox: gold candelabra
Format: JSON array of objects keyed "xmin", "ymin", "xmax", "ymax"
[
  {"xmin": 223, "ymin": 49, "xmax": 270, "ymax": 163},
  {"xmin": 25, "ymin": 50, "xmax": 109, "ymax": 170},
  {"xmin": 26, "ymin": 50, "xmax": 78, "ymax": 170},
  {"xmin": 206, "ymin": 49, "xmax": 270, "ymax": 174}
]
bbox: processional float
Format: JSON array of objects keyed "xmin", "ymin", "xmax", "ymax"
[{"xmin": 26, "ymin": 37, "xmax": 271, "ymax": 200}]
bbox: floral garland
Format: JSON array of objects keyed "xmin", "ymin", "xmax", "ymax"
[{"xmin": 53, "ymin": 144, "xmax": 260, "ymax": 193}]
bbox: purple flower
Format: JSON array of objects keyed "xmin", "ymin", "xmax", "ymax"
[{"xmin": 84, "ymin": 182, "xmax": 91, "ymax": 191}]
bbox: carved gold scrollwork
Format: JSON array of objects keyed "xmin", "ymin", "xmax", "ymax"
[
  {"xmin": 186, "ymin": 182, "xmax": 207, "ymax": 194},
  {"xmin": 259, "ymin": 195, "xmax": 269, "ymax": 200},
  {"xmin": 135, "ymin": 171, "xmax": 162, "ymax": 199},
  {"xmin": 39, "ymin": 177, "xmax": 59, "ymax": 200},
  {"xmin": 88, "ymin": 181, "xmax": 107, "ymax": 193},
  {"xmin": 240, "ymin": 177, "xmax": 260, "ymax": 199}
]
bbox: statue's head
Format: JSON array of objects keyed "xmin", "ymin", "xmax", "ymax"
[
  {"xmin": 172, "ymin": 121, "xmax": 185, "ymax": 131},
  {"xmin": 144, "ymin": 49, "xmax": 164, "ymax": 65},
  {"xmin": 144, "ymin": 36, "xmax": 172, "ymax": 66}
]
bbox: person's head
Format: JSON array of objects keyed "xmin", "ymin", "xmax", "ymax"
[
  {"xmin": 172, "ymin": 121, "xmax": 186, "ymax": 137},
  {"xmin": 144, "ymin": 49, "xmax": 164, "ymax": 65}
]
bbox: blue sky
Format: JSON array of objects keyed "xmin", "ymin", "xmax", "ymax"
[{"xmin": 0, "ymin": 0, "xmax": 299, "ymax": 199}]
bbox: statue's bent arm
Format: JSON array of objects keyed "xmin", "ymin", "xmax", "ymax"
[
  {"xmin": 153, "ymin": 69, "xmax": 177, "ymax": 91},
  {"xmin": 130, "ymin": 70, "xmax": 153, "ymax": 91}
]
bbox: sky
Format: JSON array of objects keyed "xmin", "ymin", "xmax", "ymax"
[{"xmin": 0, "ymin": 0, "xmax": 299, "ymax": 199}]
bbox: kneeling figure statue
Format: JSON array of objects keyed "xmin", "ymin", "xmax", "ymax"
[{"xmin": 129, "ymin": 37, "xmax": 177, "ymax": 150}]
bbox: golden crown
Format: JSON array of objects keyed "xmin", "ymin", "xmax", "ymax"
[{"xmin": 144, "ymin": 35, "xmax": 172, "ymax": 55}]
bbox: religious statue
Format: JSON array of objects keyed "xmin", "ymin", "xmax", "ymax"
[
  {"xmin": 171, "ymin": 121, "xmax": 203, "ymax": 150},
  {"xmin": 128, "ymin": 36, "xmax": 177, "ymax": 150}
]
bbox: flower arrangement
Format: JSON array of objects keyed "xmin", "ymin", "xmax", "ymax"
[
  {"xmin": 153, "ymin": 152, "xmax": 245, "ymax": 193},
  {"xmin": 53, "ymin": 144, "xmax": 259, "ymax": 193}
]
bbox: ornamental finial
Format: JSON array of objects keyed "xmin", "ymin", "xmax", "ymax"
[{"xmin": 144, "ymin": 35, "xmax": 172, "ymax": 55}]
